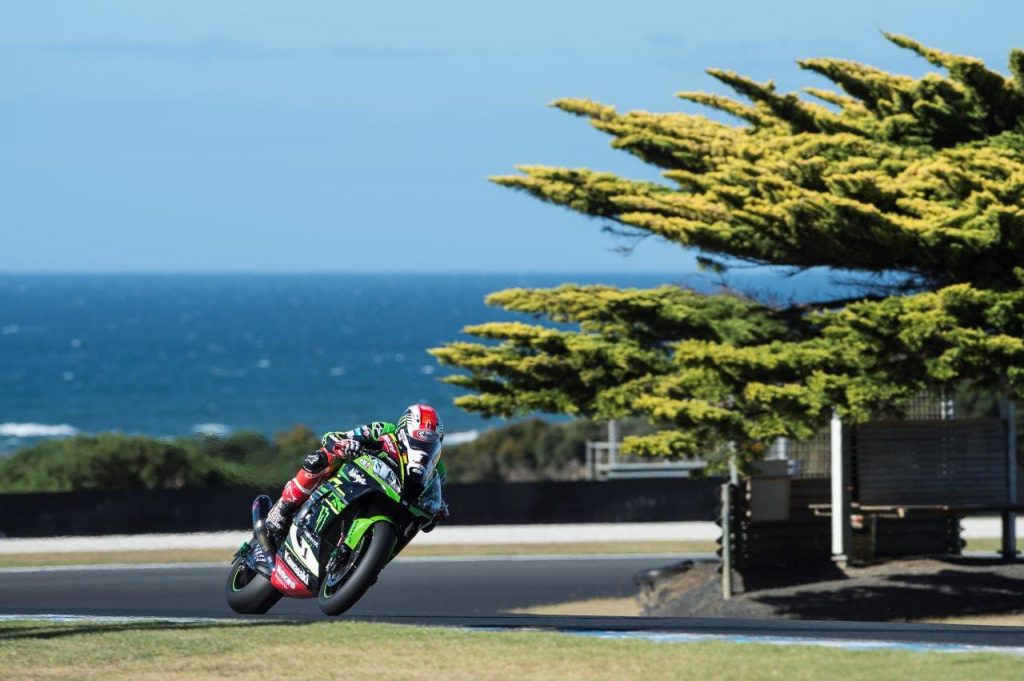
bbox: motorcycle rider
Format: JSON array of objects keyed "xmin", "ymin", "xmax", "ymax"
[{"xmin": 265, "ymin": 403, "xmax": 450, "ymax": 537}]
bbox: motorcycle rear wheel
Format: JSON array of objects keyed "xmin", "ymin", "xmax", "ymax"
[
  {"xmin": 225, "ymin": 556, "xmax": 281, "ymax": 614},
  {"xmin": 318, "ymin": 521, "xmax": 395, "ymax": 616}
]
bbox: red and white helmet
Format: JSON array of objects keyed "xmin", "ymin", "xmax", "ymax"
[{"xmin": 396, "ymin": 404, "xmax": 444, "ymax": 481}]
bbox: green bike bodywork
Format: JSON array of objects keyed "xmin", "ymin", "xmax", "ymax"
[{"xmin": 275, "ymin": 451, "xmax": 440, "ymax": 595}]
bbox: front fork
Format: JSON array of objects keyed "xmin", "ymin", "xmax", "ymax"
[
  {"xmin": 251, "ymin": 494, "xmax": 277, "ymax": 561},
  {"xmin": 325, "ymin": 543, "xmax": 351, "ymax": 574}
]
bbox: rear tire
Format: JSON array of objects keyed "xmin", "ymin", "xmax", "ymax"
[
  {"xmin": 318, "ymin": 521, "xmax": 395, "ymax": 616},
  {"xmin": 225, "ymin": 557, "xmax": 281, "ymax": 614}
]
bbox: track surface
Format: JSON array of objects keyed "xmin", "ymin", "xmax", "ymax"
[{"xmin": 2, "ymin": 555, "xmax": 1023, "ymax": 647}]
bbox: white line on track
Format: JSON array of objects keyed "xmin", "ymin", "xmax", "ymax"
[
  {"xmin": 0, "ymin": 518, "xmax": 1015, "ymax": 554},
  {"xmin": 5, "ymin": 614, "xmax": 1020, "ymax": 655},
  {"xmin": 0, "ymin": 613, "xmax": 240, "ymax": 624},
  {"xmin": 562, "ymin": 629, "xmax": 1024, "ymax": 656}
]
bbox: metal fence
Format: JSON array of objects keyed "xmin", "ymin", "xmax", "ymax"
[{"xmin": 772, "ymin": 390, "xmax": 956, "ymax": 480}]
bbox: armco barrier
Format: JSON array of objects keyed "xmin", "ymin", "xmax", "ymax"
[{"xmin": 0, "ymin": 478, "xmax": 723, "ymax": 538}]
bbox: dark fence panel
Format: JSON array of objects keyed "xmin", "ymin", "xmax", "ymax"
[
  {"xmin": 447, "ymin": 478, "xmax": 722, "ymax": 526},
  {"xmin": 732, "ymin": 479, "xmax": 832, "ymax": 569},
  {"xmin": 0, "ymin": 478, "xmax": 723, "ymax": 538},
  {"xmin": 874, "ymin": 512, "xmax": 962, "ymax": 557},
  {"xmin": 728, "ymin": 479, "xmax": 963, "ymax": 569},
  {"xmin": 855, "ymin": 418, "xmax": 1009, "ymax": 506}
]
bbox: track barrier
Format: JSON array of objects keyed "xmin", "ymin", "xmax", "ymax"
[{"xmin": 0, "ymin": 478, "xmax": 724, "ymax": 538}]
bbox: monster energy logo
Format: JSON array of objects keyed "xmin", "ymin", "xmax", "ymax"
[{"xmin": 315, "ymin": 505, "xmax": 331, "ymax": 533}]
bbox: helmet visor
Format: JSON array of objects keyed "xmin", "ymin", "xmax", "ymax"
[{"xmin": 403, "ymin": 429, "xmax": 442, "ymax": 479}]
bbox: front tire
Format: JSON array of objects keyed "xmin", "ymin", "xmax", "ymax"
[
  {"xmin": 318, "ymin": 521, "xmax": 395, "ymax": 616},
  {"xmin": 225, "ymin": 557, "xmax": 281, "ymax": 614}
]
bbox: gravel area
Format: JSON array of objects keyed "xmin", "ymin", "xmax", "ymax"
[{"xmin": 639, "ymin": 557, "xmax": 1024, "ymax": 622}]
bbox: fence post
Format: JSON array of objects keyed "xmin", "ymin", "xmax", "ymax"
[
  {"xmin": 608, "ymin": 419, "xmax": 619, "ymax": 465},
  {"xmin": 721, "ymin": 481, "xmax": 733, "ymax": 600},
  {"xmin": 830, "ymin": 411, "xmax": 852, "ymax": 564},
  {"xmin": 1000, "ymin": 398, "xmax": 1018, "ymax": 559}
]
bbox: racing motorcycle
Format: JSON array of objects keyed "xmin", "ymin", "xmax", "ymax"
[{"xmin": 225, "ymin": 449, "xmax": 443, "ymax": 616}]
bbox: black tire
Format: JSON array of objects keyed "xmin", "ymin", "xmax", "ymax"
[
  {"xmin": 225, "ymin": 557, "xmax": 282, "ymax": 614},
  {"xmin": 318, "ymin": 521, "xmax": 395, "ymax": 616}
]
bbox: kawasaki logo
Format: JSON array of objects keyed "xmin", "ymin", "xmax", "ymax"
[
  {"xmin": 284, "ymin": 551, "xmax": 310, "ymax": 584},
  {"xmin": 350, "ymin": 470, "xmax": 367, "ymax": 485}
]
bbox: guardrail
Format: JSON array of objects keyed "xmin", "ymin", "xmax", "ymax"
[
  {"xmin": 0, "ymin": 477, "xmax": 724, "ymax": 538},
  {"xmin": 585, "ymin": 440, "xmax": 707, "ymax": 480}
]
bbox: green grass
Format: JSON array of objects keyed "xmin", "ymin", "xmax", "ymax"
[
  {"xmin": 965, "ymin": 537, "xmax": 1020, "ymax": 553},
  {"xmin": 0, "ymin": 541, "xmax": 712, "ymax": 568},
  {"xmin": 0, "ymin": 619, "xmax": 1018, "ymax": 681}
]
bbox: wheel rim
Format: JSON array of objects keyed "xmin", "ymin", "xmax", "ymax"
[
  {"xmin": 322, "ymin": 535, "xmax": 367, "ymax": 597},
  {"xmin": 231, "ymin": 563, "xmax": 255, "ymax": 592}
]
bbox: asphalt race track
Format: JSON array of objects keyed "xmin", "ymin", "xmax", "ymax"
[
  {"xmin": 0, "ymin": 555, "xmax": 664, "ymax": 619},
  {"xmin": 2, "ymin": 555, "xmax": 1024, "ymax": 648}
]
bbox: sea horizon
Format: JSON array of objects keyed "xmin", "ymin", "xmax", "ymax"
[{"xmin": 0, "ymin": 270, "xmax": 866, "ymax": 453}]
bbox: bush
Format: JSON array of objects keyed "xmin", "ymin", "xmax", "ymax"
[{"xmin": 0, "ymin": 419, "xmax": 655, "ymax": 492}]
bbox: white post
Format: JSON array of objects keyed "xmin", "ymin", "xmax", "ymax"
[
  {"xmin": 830, "ymin": 411, "xmax": 851, "ymax": 563},
  {"xmin": 607, "ymin": 419, "xmax": 619, "ymax": 465}
]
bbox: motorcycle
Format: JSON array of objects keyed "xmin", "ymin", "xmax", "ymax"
[{"xmin": 225, "ymin": 448, "xmax": 443, "ymax": 616}]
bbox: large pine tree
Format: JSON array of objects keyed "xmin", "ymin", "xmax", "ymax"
[{"xmin": 431, "ymin": 34, "xmax": 1024, "ymax": 460}]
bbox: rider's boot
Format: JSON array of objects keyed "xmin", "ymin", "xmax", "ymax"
[
  {"xmin": 266, "ymin": 498, "xmax": 298, "ymax": 537},
  {"xmin": 266, "ymin": 455, "xmax": 331, "ymax": 537}
]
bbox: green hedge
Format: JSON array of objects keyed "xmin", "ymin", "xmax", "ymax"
[{"xmin": 0, "ymin": 419, "xmax": 649, "ymax": 493}]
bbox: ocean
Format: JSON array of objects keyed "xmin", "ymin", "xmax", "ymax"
[{"xmin": 0, "ymin": 271, "xmax": 853, "ymax": 453}]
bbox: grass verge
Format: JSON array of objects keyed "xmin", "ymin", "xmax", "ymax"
[
  {"xmin": 923, "ymin": 613, "xmax": 1024, "ymax": 626},
  {"xmin": 964, "ymin": 538, "xmax": 1019, "ymax": 553},
  {"xmin": 0, "ymin": 541, "xmax": 712, "ymax": 568},
  {"xmin": 0, "ymin": 619, "xmax": 1019, "ymax": 681},
  {"xmin": 506, "ymin": 596, "xmax": 641, "ymax": 616}
]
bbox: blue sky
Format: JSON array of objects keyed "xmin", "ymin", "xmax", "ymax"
[{"xmin": 2, "ymin": 1, "xmax": 1022, "ymax": 273}]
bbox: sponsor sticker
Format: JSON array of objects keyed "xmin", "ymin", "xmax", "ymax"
[
  {"xmin": 284, "ymin": 550, "xmax": 310, "ymax": 584},
  {"xmin": 275, "ymin": 567, "xmax": 297, "ymax": 590},
  {"xmin": 370, "ymin": 457, "xmax": 402, "ymax": 493}
]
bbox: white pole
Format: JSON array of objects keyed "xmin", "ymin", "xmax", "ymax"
[
  {"xmin": 608, "ymin": 419, "xmax": 619, "ymax": 465},
  {"xmin": 830, "ymin": 411, "xmax": 850, "ymax": 562}
]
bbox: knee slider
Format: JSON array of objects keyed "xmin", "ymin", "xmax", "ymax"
[{"xmin": 302, "ymin": 450, "xmax": 328, "ymax": 474}]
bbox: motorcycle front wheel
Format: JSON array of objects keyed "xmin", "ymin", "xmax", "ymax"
[{"xmin": 318, "ymin": 521, "xmax": 396, "ymax": 616}]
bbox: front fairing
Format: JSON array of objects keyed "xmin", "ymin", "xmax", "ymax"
[
  {"xmin": 295, "ymin": 456, "xmax": 437, "ymax": 540},
  {"xmin": 264, "ymin": 455, "xmax": 440, "ymax": 598},
  {"xmin": 349, "ymin": 453, "xmax": 442, "ymax": 518}
]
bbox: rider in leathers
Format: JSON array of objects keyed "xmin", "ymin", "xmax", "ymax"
[{"xmin": 266, "ymin": 404, "xmax": 449, "ymax": 537}]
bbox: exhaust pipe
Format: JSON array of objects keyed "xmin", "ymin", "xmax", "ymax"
[{"xmin": 251, "ymin": 495, "xmax": 276, "ymax": 560}]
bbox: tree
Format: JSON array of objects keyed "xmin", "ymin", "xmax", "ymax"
[{"xmin": 430, "ymin": 33, "xmax": 1024, "ymax": 461}]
